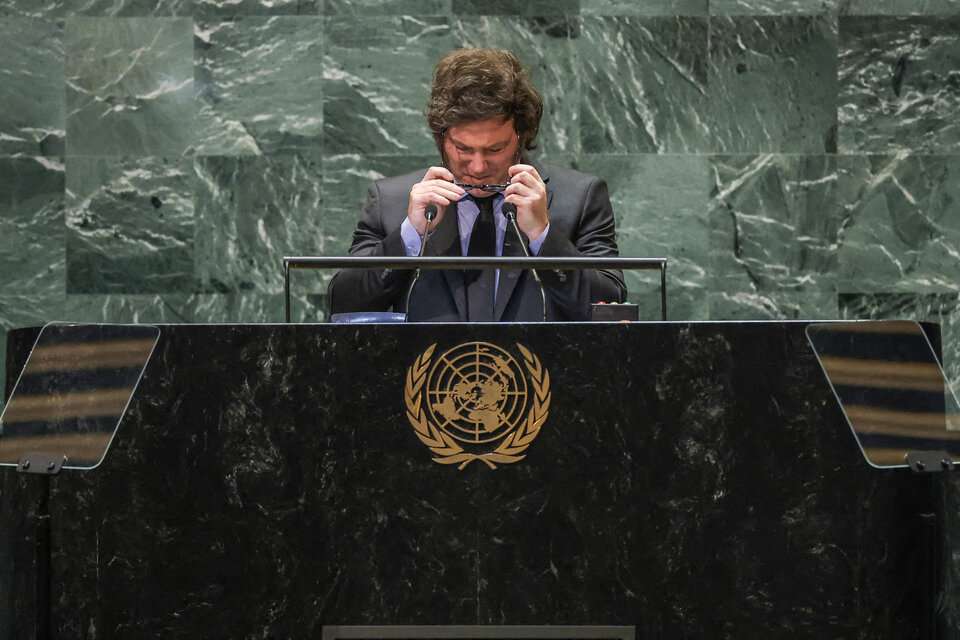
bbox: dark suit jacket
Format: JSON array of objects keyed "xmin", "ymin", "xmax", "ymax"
[{"xmin": 328, "ymin": 163, "xmax": 626, "ymax": 322}]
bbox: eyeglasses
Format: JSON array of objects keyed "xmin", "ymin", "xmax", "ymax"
[{"xmin": 453, "ymin": 181, "xmax": 511, "ymax": 193}]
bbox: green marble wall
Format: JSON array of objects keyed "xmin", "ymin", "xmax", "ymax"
[{"xmin": 1, "ymin": 0, "xmax": 959, "ymax": 394}]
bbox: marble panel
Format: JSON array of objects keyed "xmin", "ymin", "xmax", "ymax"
[
  {"xmin": 709, "ymin": 154, "xmax": 841, "ymax": 319},
  {"xmin": 709, "ymin": 16, "xmax": 838, "ymax": 154},
  {"xmin": 581, "ymin": 0, "xmax": 707, "ymax": 15},
  {"xmin": 195, "ymin": 0, "xmax": 321, "ymax": 17},
  {"xmin": 323, "ymin": 16, "xmax": 455, "ymax": 155},
  {"xmin": 708, "ymin": 286, "xmax": 838, "ymax": 320},
  {"xmin": 452, "ymin": 0, "xmax": 580, "ymax": 15},
  {"xmin": 710, "ymin": 0, "xmax": 837, "ymax": 14},
  {"xmin": 838, "ymin": 292, "xmax": 960, "ymax": 400},
  {"xmin": 449, "ymin": 16, "xmax": 580, "ymax": 155},
  {"xmin": 838, "ymin": 17, "xmax": 960, "ymax": 153},
  {"xmin": 321, "ymin": 154, "xmax": 436, "ymax": 227},
  {"xmin": 0, "ymin": 158, "xmax": 65, "ymax": 298},
  {"xmin": 65, "ymin": 155, "xmax": 195, "ymax": 293},
  {"xmin": 0, "ymin": 19, "xmax": 64, "ymax": 156},
  {"xmin": 839, "ymin": 0, "xmax": 960, "ymax": 15},
  {"xmin": 64, "ymin": 292, "xmax": 288, "ymax": 323},
  {"xmin": 64, "ymin": 0, "xmax": 192, "ymax": 15},
  {"xmin": 578, "ymin": 153, "xmax": 711, "ymax": 320},
  {"xmin": 64, "ymin": 18, "xmax": 194, "ymax": 156},
  {"xmin": 836, "ymin": 154, "xmax": 960, "ymax": 293},
  {"xmin": 194, "ymin": 154, "xmax": 326, "ymax": 295},
  {"xmin": 0, "ymin": 0, "xmax": 62, "ymax": 17},
  {"xmin": 579, "ymin": 17, "xmax": 710, "ymax": 154},
  {"xmin": 1, "ymin": 0, "xmax": 323, "ymax": 17},
  {"xmin": 324, "ymin": 0, "xmax": 448, "ymax": 14},
  {"xmin": 193, "ymin": 17, "xmax": 325, "ymax": 156}
]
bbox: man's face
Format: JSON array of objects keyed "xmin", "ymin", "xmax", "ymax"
[{"xmin": 442, "ymin": 117, "xmax": 519, "ymax": 197}]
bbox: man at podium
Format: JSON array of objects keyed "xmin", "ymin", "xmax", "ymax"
[{"xmin": 328, "ymin": 48, "xmax": 625, "ymax": 322}]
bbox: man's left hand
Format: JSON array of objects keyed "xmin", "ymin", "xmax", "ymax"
[{"xmin": 505, "ymin": 164, "xmax": 548, "ymax": 242}]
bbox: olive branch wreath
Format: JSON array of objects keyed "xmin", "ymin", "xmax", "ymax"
[{"xmin": 404, "ymin": 343, "xmax": 551, "ymax": 470}]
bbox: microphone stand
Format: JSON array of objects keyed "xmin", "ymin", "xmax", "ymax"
[
  {"xmin": 403, "ymin": 204, "xmax": 438, "ymax": 322},
  {"xmin": 503, "ymin": 203, "xmax": 547, "ymax": 322}
]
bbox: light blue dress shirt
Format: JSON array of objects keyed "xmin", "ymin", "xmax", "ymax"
[
  {"xmin": 399, "ymin": 194, "xmax": 549, "ymax": 298},
  {"xmin": 399, "ymin": 193, "xmax": 549, "ymax": 258}
]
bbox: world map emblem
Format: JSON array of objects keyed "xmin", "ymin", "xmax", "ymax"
[{"xmin": 404, "ymin": 342, "xmax": 551, "ymax": 469}]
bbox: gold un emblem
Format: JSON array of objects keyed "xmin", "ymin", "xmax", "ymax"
[{"xmin": 404, "ymin": 342, "xmax": 551, "ymax": 469}]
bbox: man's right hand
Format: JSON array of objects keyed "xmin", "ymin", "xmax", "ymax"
[{"xmin": 407, "ymin": 166, "xmax": 464, "ymax": 234}]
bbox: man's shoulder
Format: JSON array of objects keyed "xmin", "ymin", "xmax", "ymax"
[{"xmin": 538, "ymin": 162, "xmax": 603, "ymax": 191}]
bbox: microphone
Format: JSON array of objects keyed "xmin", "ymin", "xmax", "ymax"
[
  {"xmin": 404, "ymin": 204, "xmax": 439, "ymax": 322},
  {"xmin": 503, "ymin": 202, "xmax": 547, "ymax": 322}
]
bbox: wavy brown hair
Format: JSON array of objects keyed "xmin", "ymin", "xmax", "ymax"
[{"xmin": 426, "ymin": 49, "xmax": 543, "ymax": 154}]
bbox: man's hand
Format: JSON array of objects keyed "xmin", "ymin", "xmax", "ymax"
[
  {"xmin": 407, "ymin": 166, "xmax": 464, "ymax": 234},
  {"xmin": 505, "ymin": 164, "xmax": 548, "ymax": 241}
]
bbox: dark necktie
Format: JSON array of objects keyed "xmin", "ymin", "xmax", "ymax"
[{"xmin": 466, "ymin": 196, "xmax": 497, "ymax": 321}]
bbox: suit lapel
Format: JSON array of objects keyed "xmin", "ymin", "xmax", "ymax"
[
  {"xmin": 493, "ymin": 224, "xmax": 525, "ymax": 321},
  {"xmin": 427, "ymin": 201, "xmax": 467, "ymax": 319}
]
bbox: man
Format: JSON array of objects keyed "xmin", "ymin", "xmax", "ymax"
[{"xmin": 328, "ymin": 48, "xmax": 625, "ymax": 322}]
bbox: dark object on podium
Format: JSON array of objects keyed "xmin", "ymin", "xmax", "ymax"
[
  {"xmin": 2, "ymin": 321, "xmax": 959, "ymax": 639},
  {"xmin": 590, "ymin": 303, "xmax": 639, "ymax": 321}
]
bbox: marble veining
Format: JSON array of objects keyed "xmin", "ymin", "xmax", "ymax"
[
  {"xmin": 65, "ymin": 17, "xmax": 194, "ymax": 156},
  {"xmin": 839, "ymin": 16, "xmax": 960, "ymax": 153},
  {"xmin": 581, "ymin": 0, "xmax": 707, "ymax": 15},
  {"xmin": 0, "ymin": 19, "xmax": 64, "ymax": 156},
  {"xmin": 708, "ymin": 16, "xmax": 838, "ymax": 153},
  {"xmin": 323, "ymin": 16, "xmax": 455, "ymax": 155},
  {"xmin": 65, "ymin": 155, "xmax": 195, "ymax": 293},
  {"xmin": 193, "ymin": 17, "xmax": 325, "ymax": 155},
  {"xmin": 579, "ymin": 153, "xmax": 710, "ymax": 320},
  {"xmin": 710, "ymin": 0, "xmax": 837, "ymax": 14},
  {"xmin": 194, "ymin": 153, "xmax": 326, "ymax": 294},
  {"xmin": 0, "ymin": 158, "xmax": 66, "ymax": 298},
  {"xmin": 324, "ymin": 0, "xmax": 449, "ymax": 15},
  {"xmin": 836, "ymin": 153, "xmax": 960, "ymax": 293},
  {"xmin": 839, "ymin": 0, "xmax": 960, "ymax": 14},
  {"xmin": 579, "ymin": 17, "xmax": 710, "ymax": 154},
  {"xmin": 709, "ymin": 154, "xmax": 841, "ymax": 319}
]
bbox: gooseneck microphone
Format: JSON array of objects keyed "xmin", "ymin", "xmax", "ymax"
[
  {"xmin": 404, "ymin": 204, "xmax": 438, "ymax": 322},
  {"xmin": 503, "ymin": 202, "xmax": 547, "ymax": 322}
]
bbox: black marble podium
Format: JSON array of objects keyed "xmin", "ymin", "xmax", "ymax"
[{"xmin": 2, "ymin": 322, "xmax": 959, "ymax": 639}]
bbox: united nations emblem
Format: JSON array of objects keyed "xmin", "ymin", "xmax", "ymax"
[{"xmin": 404, "ymin": 342, "xmax": 551, "ymax": 469}]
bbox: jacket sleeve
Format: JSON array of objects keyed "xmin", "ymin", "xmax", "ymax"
[
  {"xmin": 327, "ymin": 180, "xmax": 414, "ymax": 314},
  {"xmin": 536, "ymin": 176, "xmax": 626, "ymax": 320}
]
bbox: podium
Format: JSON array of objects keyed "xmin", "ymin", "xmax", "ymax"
[{"xmin": 2, "ymin": 322, "xmax": 959, "ymax": 638}]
